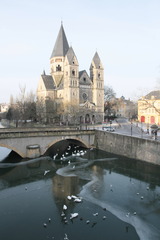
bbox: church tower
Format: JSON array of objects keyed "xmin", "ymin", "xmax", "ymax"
[
  {"xmin": 37, "ymin": 23, "xmax": 104, "ymax": 124},
  {"xmin": 90, "ymin": 52, "xmax": 104, "ymax": 121},
  {"xmin": 50, "ymin": 24, "xmax": 69, "ymax": 87},
  {"xmin": 64, "ymin": 46, "xmax": 79, "ymax": 107},
  {"xmin": 50, "ymin": 24, "xmax": 79, "ymax": 113}
]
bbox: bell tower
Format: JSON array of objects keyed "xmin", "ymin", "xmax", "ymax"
[
  {"xmin": 90, "ymin": 52, "xmax": 104, "ymax": 119},
  {"xmin": 64, "ymin": 46, "xmax": 79, "ymax": 107},
  {"xmin": 50, "ymin": 24, "xmax": 69, "ymax": 87}
]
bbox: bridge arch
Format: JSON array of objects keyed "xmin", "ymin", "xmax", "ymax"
[
  {"xmin": 0, "ymin": 143, "xmax": 23, "ymax": 158},
  {"xmin": 0, "ymin": 128, "xmax": 95, "ymax": 158},
  {"xmin": 43, "ymin": 138, "xmax": 88, "ymax": 156}
]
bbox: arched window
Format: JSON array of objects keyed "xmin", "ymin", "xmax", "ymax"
[
  {"xmin": 72, "ymin": 70, "xmax": 75, "ymax": 76},
  {"xmin": 85, "ymin": 114, "xmax": 90, "ymax": 123},
  {"xmin": 56, "ymin": 65, "xmax": 61, "ymax": 71}
]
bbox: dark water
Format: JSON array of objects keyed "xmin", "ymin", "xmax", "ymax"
[{"xmin": 0, "ymin": 146, "xmax": 160, "ymax": 240}]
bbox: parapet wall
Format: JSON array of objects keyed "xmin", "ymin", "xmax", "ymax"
[{"xmin": 95, "ymin": 130, "xmax": 160, "ymax": 165}]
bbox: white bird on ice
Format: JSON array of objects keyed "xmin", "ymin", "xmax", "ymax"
[
  {"xmin": 44, "ymin": 170, "xmax": 50, "ymax": 176},
  {"xmin": 63, "ymin": 205, "xmax": 67, "ymax": 210}
]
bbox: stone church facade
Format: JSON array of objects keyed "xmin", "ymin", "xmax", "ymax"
[{"xmin": 36, "ymin": 24, "xmax": 104, "ymax": 124}]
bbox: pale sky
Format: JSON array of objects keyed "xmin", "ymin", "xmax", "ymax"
[{"xmin": 1, "ymin": 0, "xmax": 160, "ymax": 103}]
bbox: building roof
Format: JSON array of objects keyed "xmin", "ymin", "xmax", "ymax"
[
  {"xmin": 145, "ymin": 90, "xmax": 160, "ymax": 100},
  {"xmin": 79, "ymin": 70, "xmax": 91, "ymax": 85},
  {"xmin": 92, "ymin": 51, "xmax": 101, "ymax": 68},
  {"xmin": 79, "ymin": 70, "xmax": 86, "ymax": 79},
  {"xmin": 50, "ymin": 24, "xmax": 69, "ymax": 58},
  {"xmin": 41, "ymin": 74, "xmax": 56, "ymax": 90},
  {"xmin": 66, "ymin": 46, "xmax": 78, "ymax": 65}
]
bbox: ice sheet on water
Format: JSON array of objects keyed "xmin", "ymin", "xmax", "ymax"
[
  {"xmin": 56, "ymin": 156, "xmax": 160, "ymax": 239},
  {"xmin": 0, "ymin": 156, "xmax": 53, "ymax": 168},
  {"xmin": 80, "ymin": 176, "xmax": 160, "ymax": 240},
  {"xmin": 56, "ymin": 157, "xmax": 117, "ymax": 178}
]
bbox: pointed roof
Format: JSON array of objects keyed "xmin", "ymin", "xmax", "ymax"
[
  {"xmin": 66, "ymin": 47, "xmax": 77, "ymax": 64},
  {"xmin": 41, "ymin": 74, "xmax": 56, "ymax": 90},
  {"xmin": 79, "ymin": 70, "xmax": 92, "ymax": 85},
  {"xmin": 50, "ymin": 24, "xmax": 69, "ymax": 58},
  {"xmin": 92, "ymin": 52, "xmax": 101, "ymax": 68}
]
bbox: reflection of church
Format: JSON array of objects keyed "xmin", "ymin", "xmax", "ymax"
[{"xmin": 36, "ymin": 24, "xmax": 104, "ymax": 124}]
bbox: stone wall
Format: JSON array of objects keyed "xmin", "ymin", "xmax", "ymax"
[{"xmin": 95, "ymin": 130, "xmax": 160, "ymax": 165}]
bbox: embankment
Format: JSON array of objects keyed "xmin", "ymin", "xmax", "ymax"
[{"xmin": 95, "ymin": 130, "xmax": 160, "ymax": 165}]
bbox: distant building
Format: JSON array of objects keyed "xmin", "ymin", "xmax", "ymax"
[
  {"xmin": 138, "ymin": 90, "xmax": 160, "ymax": 125},
  {"xmin": 0, "ymin": 103, "xmax": 9, "ymax": 113},
  {"xmin": 36, "ymin": 24, "xmax": 104, "ymax": 124},
  {"xmin": 105, "ymin": 96, "xmax": 137, "ymax": 119}
]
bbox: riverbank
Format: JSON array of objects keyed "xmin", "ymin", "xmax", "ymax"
[{"xmin": 95, "ymin": 130, "xmax": 160, "ymax": 165}]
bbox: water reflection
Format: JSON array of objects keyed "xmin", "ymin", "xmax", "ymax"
[{"xmin": 0, "ymin": 149, "xmax": 160, "ymax": 240}]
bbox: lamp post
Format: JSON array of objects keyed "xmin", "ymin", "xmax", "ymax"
[
  {"xmin": 141, "ymin": 121, "xmax": 143, "ymax": 138},
  {"xmin": 109, "ymin": 120, "xmax": 112, "ymax": 131},
  {"xmin": 131, "ymin": 120, "xmax": 133, "ymax": 136}
]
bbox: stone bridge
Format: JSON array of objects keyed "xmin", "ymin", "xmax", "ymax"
[{"xmin": 0, "ymin": 128, "xmax": 95, "ymax": 158}]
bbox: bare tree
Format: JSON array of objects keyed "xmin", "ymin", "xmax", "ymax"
[
  {"xmin": 6, "ymin": 86, "xmax": 36, "ymax": 127},
  {"xmin": 63, "ymin": 101, "xmax": 79, "ymax": 125},
  {"xmin": 104, "ymin": 85, "xmax": 116, "ymax": 101},
  {"xmin": 104, "ymin": 85, "xmax": 116, "ymax": 118},
  {"xmin": 139, "ymin": 98, "xmax": 160, "ymax": 115}
]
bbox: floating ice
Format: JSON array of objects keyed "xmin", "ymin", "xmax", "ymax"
[
  {"xmin": 80, "ymin": 175, "xmax": 160, "ymax": 240},
  {"xmin": 0, "ymin": 156, "xmax": 53, "ymax": 168}
]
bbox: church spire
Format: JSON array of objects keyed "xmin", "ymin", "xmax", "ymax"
[
  {"xmin": 50, "ymin": 24, "xmax": 69, "ymax": 58},
  {"xmin": 92, "ymin": 51, "xmax": 101, "ymax": 68}
]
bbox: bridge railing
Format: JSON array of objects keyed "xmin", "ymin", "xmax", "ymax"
[{"xmin": 0, "ymin": 128, "xmax": 95, "ymax": 139}]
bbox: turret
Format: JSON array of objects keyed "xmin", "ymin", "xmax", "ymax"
[
  {"xmin": 90, "ymin": 52, "xmax": 104, "ymax": 117},
  {"xmin": 64, "ymin": 46, "xmax": 79, "ymax": 106}
]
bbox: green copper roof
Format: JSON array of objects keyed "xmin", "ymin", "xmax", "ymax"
[{"xmin": 50, "ymin": 24, "xmax": 69, "ymax": 58}]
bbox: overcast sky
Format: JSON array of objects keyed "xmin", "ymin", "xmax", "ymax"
[{"xmin": 1, "ymin": 0, "xmax": 160, "ymax": 103}]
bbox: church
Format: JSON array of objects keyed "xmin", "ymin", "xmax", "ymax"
[{"xmin": 36, "ymin": 24, "xmax": 104, "ymax": 124}]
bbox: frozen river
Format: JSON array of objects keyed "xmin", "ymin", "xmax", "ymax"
[{"xmin": 0, "ymin": 143, "xmax": 160, "ymax": 240}]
